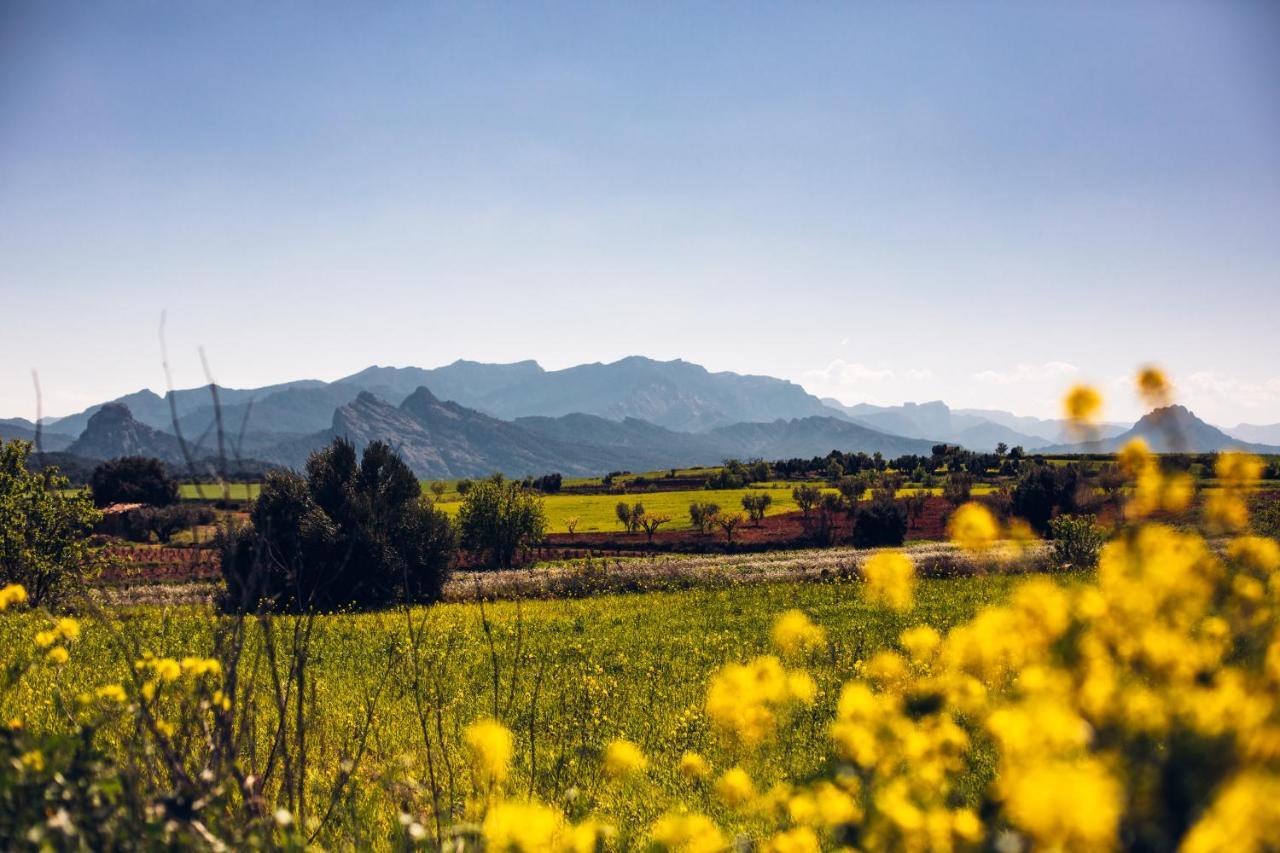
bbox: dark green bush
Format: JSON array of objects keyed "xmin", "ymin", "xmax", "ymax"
[
  {"xmin": 88, "ymin": 456, "xmax": 178, "ymax": 507},
  {"xmin": 220, "ymin": 438, "xmax": 456, "ymax": 611}
]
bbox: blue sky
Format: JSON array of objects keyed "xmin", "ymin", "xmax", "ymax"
[{"xmin": 2, "ymin": 1, "xmax": 1278, "ymax": 426}]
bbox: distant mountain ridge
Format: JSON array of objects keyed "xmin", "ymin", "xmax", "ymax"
[
  {"xmin": 818, "ymin": 399, "xmax": 1129, "ymax": 451},
  {"xmin": 1045, "ymin": 405, "xmax": 1280, "ymax": 454}
]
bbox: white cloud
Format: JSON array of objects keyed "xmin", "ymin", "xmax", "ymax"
[
  {"xmin": 799, "ymin": 359, "xmax": 936, "ymax": 404},
  {"xmin": 802, "ymin": 360, "xmax": 894, "ymax": 387},
  {"xmin": 972, "ymin": 361, "xmax": 1079, "ymax": 385},
  {"xmin": 1184, "ymin": 371, "xmax": 1280, "ymax": 412}
]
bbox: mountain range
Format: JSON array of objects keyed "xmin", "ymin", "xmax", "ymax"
[{"xmin": 7, "ymin": 356, "xmax": 1276, "ymax": 477}]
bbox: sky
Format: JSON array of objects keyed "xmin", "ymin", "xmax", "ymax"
[{"xmin": 2, "ymin": 1, "xmax": 1278, "ymax": 427}]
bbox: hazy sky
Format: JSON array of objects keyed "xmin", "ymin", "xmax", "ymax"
[{"xmin": 3, "ymin": 2, "xmax": 1278, "ymax": 426}]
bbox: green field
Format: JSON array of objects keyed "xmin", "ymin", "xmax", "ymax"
[
  {"xmin": 177, "ymin": 482, "xmax": 260, "ymax": 500},
  {"xmin": 435, "ymin": 484, "xmax": 807, "ymax": 532},
  {"xmin": 2, "ymin": 574, "xmax": 1020, "ymax": 845}
]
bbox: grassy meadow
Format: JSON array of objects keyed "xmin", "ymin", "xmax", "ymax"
[{"xmin": 3, "ymin": 574, "xmax": 1027, "ymax": 845}]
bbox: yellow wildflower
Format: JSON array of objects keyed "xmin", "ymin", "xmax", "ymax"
[
  {"xmin": 603, "ymin": 738, "xmax": 647, "ymax": 779},
  {"xmin": 715, "ymin": 766, "xmax": 755, "ymax": 808},
  {"xmin": 20, "ymin": 750, "xmax": 45, "ymax": 772},
  {"xmin": 761, "ymin": 827, "xmax": 820, "ymax": 853},
  {"xmin": 45, "ymin": 646, "xmax": 69, "ymax": 665},
  {"xmin": 862, "ymin": 551, "xmax": 915, "ymax": 611},
  {"xmin": 677, "ymin": 751, "xmax": 711, "ymax": 781},
  {"xmin": 771, "ymin": 609, "xmax": 826, "ymax": 658},
  {"xmin": 948, "ymin": 502, "xmax": 999, "ymax": 552},
  {"xmin": 481, "ymin": 800, "xmax": 568, "ymax": 851},
  {"xmin": 54, "ymin": 617, "xmax": 80, "ymax": 642},
  {"xmin": 0, "ymin": 583, "xmax": 28, "ymax": 611},
  {"xmin": 96, "ymin": 683, "xmax": 127, "ymax": 703},
  {"xmin": 1002, "ymin": 759, "xmax": 1121, "ymax": 849},
  {"xmin": 900, "ymin": 625, "xmax": 942, "ymax": 662},
  {"xmin": 1216, "ymin": 450, "xmax": 1263, "ymax": 489},
  {"xmin": 1064, "ymin": 384, "xmax": 1103, "ymax": 424},
  {"xmin": 1136, "ymin": 365, "xmax": 1172, "ymax": 406},
  {"xmin": 464, "ymin": 718, "xmax": 514, "ymax": 784},
  {"xmin": 649, "ymin": 811, "xmax": 725, "ymax": 853}
]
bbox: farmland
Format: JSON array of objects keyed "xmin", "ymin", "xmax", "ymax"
[{"xmin": 2, "ymin": 573, "xmax": 1027, "ymax": 845}]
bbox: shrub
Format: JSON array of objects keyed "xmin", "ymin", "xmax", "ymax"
[
  {"xmin": 851, "ymin": 499, "xmax": 908, "ymax": 548},
  {"xmin": 1048, "ymin": 513, "xmax": 1105, "ymax": 569},
  {"xmin": 121, "ymin": 505, "xmax": 216, "ymax": 543},
  {"xmin": 458, "ymin": 479, "xmax": 547, "ymax": 567},
  {"xmin": 220, "ymin": 438, "xmax": 456, "ymax": 611},
  {"xmin": 88, "ymin": 456, "xmax": 178, "ymax": 507},
  {"xmin": 0, "ymin": 440, "xmax": 101, "ymax": 606}
]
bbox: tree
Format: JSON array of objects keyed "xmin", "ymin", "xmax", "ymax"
[
  {"xmin": 459, "ymin": 478, "xmax": 548, "ymax": 567},
  {"xmin": 837, "ymin": 475, "xmax": 865, "ymax": 507},
  {"xmin": 616, "ymin": 501, "xmax": 632, "ymax": 530},
  {"xmin": 906, "ymin": 490, "xmax": 930, "ymax": 529},
  {"xmin": 89, "ymin": 456, "xmax": 178, "ymax": 507},
  {"xmin": 564, "ymin": 516, "xmax": 580, "ymax": 536},
  {"xmin": 1011, "ymin": 463, "xmax": 1082, "ymax": 534},
  {"xmin": 638, "ymin": 513, "xmax": 670, "ymax": 543},
  {"xmin": 741, "ymin": 492, "xmax": 772, "ymax": 526},
  {"xmin": 0, "ymin": 440, "xmax": 102, "ymax": 607},
  {"xmin": 219, "ymin": 438, "xmax": 456, "ymax": 611},
  {"xmin": 429, "ymin": 481, "xmax": 446, "ymax": 499},
  {"xmin": 995, "ymin": 442, "xmax": 1008, "ymax": 457},
  {"xmin": 942, "ymin": 473, "xmax": 973, "ymax": 507},
  {"xmin": 689, "ymin": 501, "xmax": 721, "ymax": 534},
  {"xmin": 825, "ymin": 459, "xmax": 845, "ymax": 483},
  {"xmin": 813, "ymin": 492, "xmax": 846, "ymax": 546},
  {"xmin": 852, "ymin": 498, "xmax": 908, "ymax": 548},
  {"xmin": 792, "ymin": 484, "xmax": 822, "ymax": 517},
  {"xmin": 716, "ymin": 512, "xmax": 744, "ymax": 544}
]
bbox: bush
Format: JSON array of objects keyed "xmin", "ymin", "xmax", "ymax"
[
  {"xmin": 89, "ymin": 456, "xmax": 178, "ymax": 507},
  {"xmin": 121, "ymin": 505, "xmax": 216, "ymax": 543},
  {"xmin": 851, "ymin": 499, "xmax": 908, "ymax": 548},
  {"xmin": 458, "ymin": 479, "xmax": 548, "ymax": 567},
  {"xmin": 1010, "ymin": 462, "xmax": 1081, "ymax": 533},
  {"xmin": 220, "ymin": 438, "xmax": 456, "ymax": 611},
  {"xmin": 0, "ymin": 440, "xmax": 101, "ymax": 607},
  {"xmin": 1048, "ymin": 513, "xmax": 1105, "ymax": 569}
]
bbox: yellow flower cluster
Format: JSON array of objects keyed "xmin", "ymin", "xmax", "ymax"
[
  {"xmin": 1136, "ymin": 365, "xmax": 1172, "ymax": 407},
  {"xmin": 669, "ymin": 416, "xmax": 1280, "ymax": 849},
  {"xmin": 1063, "ymin": 384, "xmax": 1103, "ymax": 424},
  {"xmin": 704, "ymin": 655, "xmax": 817, "ymax": 748},
  {"xmin": 34, "ymin": 616, "xmax": 79, "ymax": 666},
  {"xmin": 770, "ymin": 609, "xmax": 827, "ymax": 658},
  {"xmin": 0, "ymin": 583, "xmax": 27, "ymax": 611},
  {"xmin": 602, "ymin": 738, "xmax": 648, "ymax": 780},
  {"xmin": 945, "ymin": 502, "xmax": 999, "ymax": 552},
  {"xmin": 1119, "ymin": 437, "xmax": 1194, "ymax": 518},
  {"xmin": 1205, "ymin": 450, "xmax": 1264, "ymax": 532},
  {"xmin": 465, "ymin": 717, "xmax": 514, "ymax": 785},
  {"xmin": 480, "ymin": 800, "xmax": 602, "ymax": 852},
  {"xmin": 862, "ymin": 551, "xmax": 915, "ymax": 611}
]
